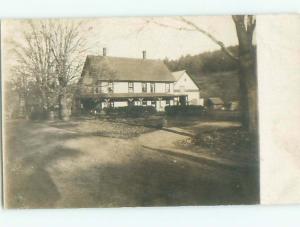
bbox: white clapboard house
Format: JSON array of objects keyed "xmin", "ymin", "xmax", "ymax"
[
  {"xmin": 172, "ymin": 70, "xmax": 203, "ymax": 106},
  {"xmin": 75, "ymin": 49, "xmax": 202, "ymax": 113}
]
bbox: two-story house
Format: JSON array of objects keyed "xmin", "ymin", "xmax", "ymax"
[{"xmin": 74, "ymin": 49, "xmax": 189, "ymax": 113}]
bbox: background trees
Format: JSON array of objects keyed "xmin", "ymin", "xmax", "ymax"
[{"xmin": 164, "ymin": 45, "xmax": 239, "ymax": 74}]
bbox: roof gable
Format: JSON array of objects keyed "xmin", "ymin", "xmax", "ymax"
[
  {"xmin": 172, "ymin": 70, "xmax": 185, "ymax": 81},
  {"xmin": 172, "ymin": 70, "xmax": 200, "ymax": 90},
  {"xmin": 81, "ymin": 55, "xmax": 175, "ymax": 84}
]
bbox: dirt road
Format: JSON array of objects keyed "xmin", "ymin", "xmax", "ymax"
[{"xmin": 3, "ymin": 119, "xmax": 259, "ymax": 208}]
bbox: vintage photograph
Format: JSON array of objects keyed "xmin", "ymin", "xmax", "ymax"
[{"xmin": 2, "ymin": 16, "xmax": 259, "ymax": 208}]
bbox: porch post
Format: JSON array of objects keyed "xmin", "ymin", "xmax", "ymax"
[
  {"xmin": 104, "ymin": 98, "xmax": 110, "ymax": 108},
  {"xmin": 128, "ymin": 98, "xmax": 134, "ymax": 106},
  {"xmin": 139, "ymin": 98, "xmax": 143, "ymax": 106}
]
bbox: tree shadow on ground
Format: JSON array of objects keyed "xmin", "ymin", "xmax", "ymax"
[
  {"xmin": 60, "ymin": 149, "xmax": 259, "ymax": 208},
  {"xmin": 5, "ymin": 131, "xmax": 80, "ymax": 208}
]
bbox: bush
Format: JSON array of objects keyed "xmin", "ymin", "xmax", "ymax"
[
  {"xmin": 29, "ymin": 108, "xmax": 48, "ymax": 120},
  {"xmin": 165, "ymin": 105, "xmax": 205, "ymax": 116},
  {"xmin": 192, "ymin": 128, "xmax": 257, "ymax": 154},
  {"xmin": 104, "ymin": 106, "xmax": 156, "ymax": 117}
]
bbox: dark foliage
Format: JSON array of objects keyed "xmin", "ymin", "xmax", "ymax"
[
  {"xmin": 165, "ymin": 105, "xmax": 205, "ymax": 116},
  {"xmin": 193, "ymin": 128, "xmax": 257, "ymax": 154},
  {"xmin": 29, "ymin": 108, "xmax": 49, "ymax": 120},
  {"xmin": 104, "ymin": 106, "xmax": 157, "ymax": 117},
  {"xmin": 164, "ymin": 46, "xmax": 239, "ymax": 75}
]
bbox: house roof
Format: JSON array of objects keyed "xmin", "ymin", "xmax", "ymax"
[
  {"xmin": 172, "ymin": 70, "xmax": 186, "ymax": 81},
  {"xmin": 208, "ymin": 97, "xmax": 224, "ymax": 105},
  {"xmin": 81, "ymin": 55, "xmax": 175, "ymax": 84}
]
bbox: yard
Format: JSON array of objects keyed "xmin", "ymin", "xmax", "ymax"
[{"xmin": 3, "ymin": 116, "xmax": 259, "ymax": 208}]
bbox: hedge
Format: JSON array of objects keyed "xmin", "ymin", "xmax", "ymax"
[
  {"xmin": 165, "ymin": 105, "xmax": 205, "ymax": 116},
  {"xmin": 104, "ymin": 106, "xmax": 156, "ymax": 117},
  {"xmin": 29, "ymin": 109, "xmax": 49, "ymax": 120}
]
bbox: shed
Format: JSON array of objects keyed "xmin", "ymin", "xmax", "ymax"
[
  {"xmin": 229, "ymin": 101, "xmax": 239, "ymax": 111},
  {"xmin": 207, "ymin": 97, "xmax": 224, "ymax": 110}
]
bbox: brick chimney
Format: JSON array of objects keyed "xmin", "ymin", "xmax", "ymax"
[
  {"xmin": 142, "ymin": 50, "xmax": 146, "ymax": 59},
  {"xmin": 103, "ymin": 48, "xmax": 107, "ymax": 57}
]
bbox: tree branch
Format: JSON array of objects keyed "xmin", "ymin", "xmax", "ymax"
[
  {"xmin": 179, "ymin": 17, "xmax": 239, "ymax": 62},
  {"xmin": 147, "ymin": 19, "xmax": 197, "ymax": 32}
]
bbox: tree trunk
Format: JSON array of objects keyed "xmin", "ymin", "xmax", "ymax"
[
  {"xmin": 58, "ymin": 87, "xmax": 69, "ymax": 121},
  {"xmin": 238, "ymin": 50, "xmax": 258, "ymax": 135},
  {"xmin": 232, "ymin": 16, "xmax": 258, "ymax": 135}
]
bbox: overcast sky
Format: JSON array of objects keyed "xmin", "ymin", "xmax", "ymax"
[{"xmin": 2, "ymin": 16, "xmax": 239, "ymax": 80}]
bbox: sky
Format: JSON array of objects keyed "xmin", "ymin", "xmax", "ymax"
[{"xmin": 2, "ymin": 16, "xmax": 239, "ymax": 80}]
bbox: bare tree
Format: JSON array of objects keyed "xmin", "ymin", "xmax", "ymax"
[
  {"xmin": 12, "ymin": 20, "xmax": 87, "ymax": 120},
  {"xmin": 49, "ymin": 21, "xmax": 87, "ymax": 120},
  {"xmin": 12, "ymin": 20, "xmax": 56, "ymax": 117},
  {"xmin": 148, "ymin": 16, "xmax": 257, "ymax": 134}
]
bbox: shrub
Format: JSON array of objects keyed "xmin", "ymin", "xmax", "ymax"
[
  {"xmin": 104, "ymin": 106, "xmax": 156, "ymax": 117},
  {"xmin": 192, "ymin": 128, "xmax": 257, "ymax": 154},
  {"xmin": 29, "ymin": 108, "xmax": 48, "ymax": 120},
  {"xmin": 165, "ymin": 105, "xmax": 205, "ymax": 116}
]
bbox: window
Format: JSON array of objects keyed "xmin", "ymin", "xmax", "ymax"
[
  {"xmin": 95, "ymin": 81, "xmax": 102, "ymax": 94},
  {"xmin": 166, "ymin": 100, "xmax": 170, "ymax": 105},
  {"xmin": 150, "ymin": 83, "xmax": 155, "ymax": 93},
  {"xmin": 97, "ymin": 81, "xmax": 102, "ymax": 94},
  {"xmin": 108, "ymin": 101, "xmax": 114, "ymax": 108},
  {"xmin": 128, "ymin": 82, "xmax": 134, "ymax": 93},
  {"xmin": 151, "ymin": 100, "xmax": 156, "ymax": 106},
  {"xmin": 108, "ymin": 82, "xmax": 113, "ymax": 93},
  {"xmin": 142, "ymin": 100, "xmax": 147, "ymax": 106},
  {"xmin": 165, "ymin": 83, "xmax": 170, "ymax": 93},
  {"xmin": 142, "ymin": 82, "xmax": 147, "ymax": 93}
]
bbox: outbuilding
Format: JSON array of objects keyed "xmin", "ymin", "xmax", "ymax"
[{"xmin": 207, "ymin": 97, "xmax": 224, "ymax": 110}]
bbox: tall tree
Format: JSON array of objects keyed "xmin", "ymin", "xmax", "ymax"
[
  {"xmin": 49, "ymin": 21, "xmax": 86, "ymax": 120},
  {"xmin": 149, "ymin": 16, "xmax": 257, "ymax": 134},
  {"xmin": 12, "ymin": 20, "xmax": 87, "ymax": 120},
  {"xmin": 232, "ymin": 16, "xmax": 257, "ymax": 134},
  {"xmin": 12, "ymin": 20, "xmax": 56, "ymax": 117}
]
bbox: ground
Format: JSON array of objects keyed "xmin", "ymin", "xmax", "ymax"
[{"xmin": 3, "ymin": 117, "xmax": 259, "ymax": 208}]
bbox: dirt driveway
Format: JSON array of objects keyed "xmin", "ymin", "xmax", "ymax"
[{"xmin": 3, "ymin": 119, "xmax": 259, "ymax": 208}]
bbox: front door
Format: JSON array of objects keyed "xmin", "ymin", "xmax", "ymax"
[{"xmin": 179, "ymin": 96, "xmax": 187, "ymax": 106}]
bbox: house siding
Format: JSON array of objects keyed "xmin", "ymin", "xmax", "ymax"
[
  {"xmin": 173, "ymin": 72, "xmax": 203, "ymax": 105},
  {"xmin": 89, "ymin": 81, "xmax": 174, "ymax": 94}
]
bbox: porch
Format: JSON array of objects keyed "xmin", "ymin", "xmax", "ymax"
[{"xmin": 74, "ymin": 93, "xmax": 188, "ymax": 113}]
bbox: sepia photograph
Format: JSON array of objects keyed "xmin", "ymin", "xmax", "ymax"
[{"xmin": 2, "ymin": 16, "xmax": 259, "ymax": 208}]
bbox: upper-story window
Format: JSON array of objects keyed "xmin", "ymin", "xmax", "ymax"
[
  {"xmin": 128, "ymin": 82, "xmax": 134, "ymax": 93},
  {"xmin": 108, "ymin": 82, "xmax": 114, "ymax": 93},
  {"xmin": 95, "ymin": 81, "xmax": 102, "ymax": 94},
  {"xmin": 150, "ymin": 83, "xmax": 155, "ymax": 93},
  {"xmin": 142, "ymin": 82, "xmax": 147, "ymax": 93},
  {"xmin": 165, "ymin": 83, "xmax": 170, "ymax": 93}
]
